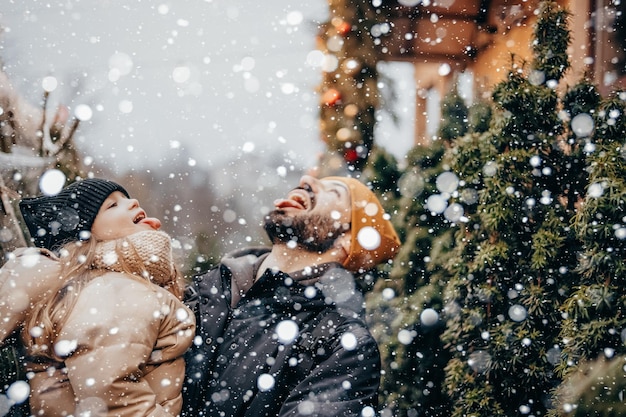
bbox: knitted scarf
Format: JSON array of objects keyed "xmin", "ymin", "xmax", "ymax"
[{"xmin": 93, "ymin": 230, "xmax": 175, "ymax": 287}]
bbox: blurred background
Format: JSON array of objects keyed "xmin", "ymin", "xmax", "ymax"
[{"xmin": 0, "ymin": 0, "xmax": 415, "ymax": 265}]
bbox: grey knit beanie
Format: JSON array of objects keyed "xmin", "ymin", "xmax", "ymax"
[{"xmin": 19, "ymin": 178, "xmax": 129, "ymax": 251}]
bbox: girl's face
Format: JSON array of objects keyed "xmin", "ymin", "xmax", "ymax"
[{"xmin": 90, "ymin": 191, "xmax": 162, "ymax": 241}]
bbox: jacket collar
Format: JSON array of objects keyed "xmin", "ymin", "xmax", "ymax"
[
  {"xmin": 222, "ymin": 247, "xmax": 348, "ymax": 308},
  {"xmin": 221, "ymin": 246, "xmax": 344, "ymax": 286},
  {"xmin": 287, "ymin": 261, "xmax": 344, "ymax": 285}
]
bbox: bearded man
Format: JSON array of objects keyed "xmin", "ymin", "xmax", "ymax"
[{"xmin": 182, "ymin": 175, "xmax": 401, "ymax": 417}]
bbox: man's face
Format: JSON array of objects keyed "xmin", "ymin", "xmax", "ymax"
[{"xmin": 264, "ymin": 175, "xmax": 352, "ymax": 253}]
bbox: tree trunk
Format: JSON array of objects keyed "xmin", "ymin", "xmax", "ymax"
[
  {"xmin": 0, "ymin": 175, "xmax": 28, "ymax": 264},
  {"xmin": 0, "ymin": 70, "xmax": 85, "ymax": 263}
]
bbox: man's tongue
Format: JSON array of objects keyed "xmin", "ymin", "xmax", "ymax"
[
  {"xmin": 274, "ymin": 198, "xmax": 304, "ymax": 210},
  {"xmin": 139, "ymin": 217, "xmax": 162, "ymax": 230}
]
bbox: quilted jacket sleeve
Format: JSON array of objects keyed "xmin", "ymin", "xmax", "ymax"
[
  {"xmin": 56, "ymin": 273, "xmax": 194, "ymax": 417},
  {"xmin": 0, "ymin": 247, "xmax": 62, "ymax": 344}
]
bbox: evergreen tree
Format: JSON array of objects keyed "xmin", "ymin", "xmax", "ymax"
[
  {"xmin": 357, "ymin": 146, "xmax": 403, "ymax": 294},
  {"xmin": 316, "ymin": 0, "xmax": 381, "ymax": 173},
  {"xmin": 367, "ymin": 79, "xmax": 495, "ymax": 417},
  {"xmin": 557, "ymin": 80, "xmax": 602, "ymax": 211},
  {"xmin": 440, "ymin": 2, "xmax": 583, "ymax": 416},
  {"xmin": 467, "ymin": 100, "xmax": 493, "ymax": 135},
  {"xmin": 555, "ymin": 355, "xmax": 626, "ymax": 417},
  {"xmin": 552, "ymin": 91, "xmax": 626, "ymax": 415},
  {"xmin": 439, "ymin": 87, "xmax": 469, "ymax": 142},
  {"xmin": 367, "ymin": 140, "xmax": 455, "ymax": 417},
  {"xmin": 362, "ymin": 145, "xmax": 403, "ymax": 201}
]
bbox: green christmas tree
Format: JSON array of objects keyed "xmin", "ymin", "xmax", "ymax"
[
  {"xmin": 439, "ymin": 86, "xmax": 469, "ymax": 142},
  {"xmin": 365, "ymin": 70, "xmax": 498, "ymax": 416},
  {"xmin": 316, "ymin": 0, "xmax": 381, "ymax": 173},
  {"xmin": 366, "ymin": 81, "xmax": 495, "ymax": 415},
  {"xmin": 367, "ymin": 140, "xmax": 454, "ymax": 417},
  {"xmin": 439, "ymin": 2, "xmax": 585, "ymax": 416},
  {"xmin": 551, "ymin": 91, "xmax": 626, "ymax": 415},
  {"xmin": 359, "ymin": 2, "xmax": 624, "ymax": 416}
]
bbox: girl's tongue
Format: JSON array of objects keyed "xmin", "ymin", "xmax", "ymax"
[{"xmin": 139, "ymin": 217, "xmax": 162, "ymax": 230}]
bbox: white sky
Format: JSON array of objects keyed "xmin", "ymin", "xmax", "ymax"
[{"xmin": 1, "ymin": 0, "xmax": 414, "ymax": 173}]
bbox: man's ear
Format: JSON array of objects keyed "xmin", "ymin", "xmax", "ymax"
[{"xmin": 334, "ymin": 232, "xmax": 351, "ymax": 259}]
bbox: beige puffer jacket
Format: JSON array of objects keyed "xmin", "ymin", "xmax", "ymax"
[
  {"xmin": 0, "ymin": 247, "xmax": 63, "ymax": 344},
  {"xmin": 25, "ymin": 231, "xmax": 196, "ymax": 417}
]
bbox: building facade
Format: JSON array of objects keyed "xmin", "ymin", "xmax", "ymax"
[{"xmin": 377, "ymin": 0, "xmax": 625, "ymax": 146}]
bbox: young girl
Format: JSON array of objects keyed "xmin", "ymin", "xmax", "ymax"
[{"xmin": 17, "ymin": 177, "xmax": 195, "ymax": 417}]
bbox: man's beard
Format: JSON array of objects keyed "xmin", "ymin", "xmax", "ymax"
[{"xmin": 263, "ymin": 210, "xmax": 346, "ymax": 254}]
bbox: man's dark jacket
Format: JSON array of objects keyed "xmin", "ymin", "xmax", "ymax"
[{"xmin": 182, "ymin": 247, "xmax": 381, "ymax": 417}]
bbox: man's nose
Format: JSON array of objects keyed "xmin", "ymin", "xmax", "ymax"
[{"xmin": 299, "ymin": 175, "xmax": 319, "ymax": 189}]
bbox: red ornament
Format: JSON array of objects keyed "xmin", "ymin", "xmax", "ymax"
[
  {"xmin": 344, "ymin": 148, "xmax": 358, "ymax": 163},
  {"xmin": 322, "ymin": 88, "xmax": 341, "ymax": 106},
  {"xmin": 336, "ymin": 21, "xmax": 352, "ymax": 36}
]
